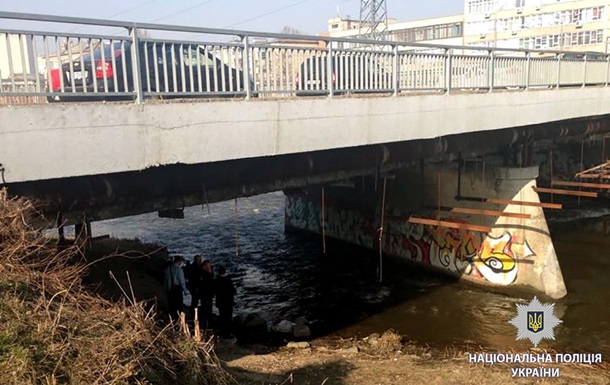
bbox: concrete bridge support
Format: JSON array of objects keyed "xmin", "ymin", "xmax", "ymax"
[{"xmin": 284, "ymin": 163, "xmax": 567, "ymax": 299}]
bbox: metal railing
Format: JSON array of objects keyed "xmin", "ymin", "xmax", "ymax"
[{"xmin": 1, "ymin": 11, "xmax": 610, "ymax": 105}]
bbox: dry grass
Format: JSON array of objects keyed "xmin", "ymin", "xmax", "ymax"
[
  {"xmin": 372, "ymin": 330, "xmax": 403, "ymax": 354},
  {"xmin": 0, "ymin": 189, "xmax": 234, "ymax": 385}
]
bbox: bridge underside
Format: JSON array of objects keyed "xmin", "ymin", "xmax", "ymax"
[{"xmin": 5, "ymin": 113, "xmax": 610, "ymax": 225}]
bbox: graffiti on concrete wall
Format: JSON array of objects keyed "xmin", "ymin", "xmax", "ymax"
[
  {"xmin": 387, "ymin": 218, "xmax": 536, "ymax": 286},
  {"xmin": 285, "ymin": 195, "xmax": 536, "ymax": 286}
]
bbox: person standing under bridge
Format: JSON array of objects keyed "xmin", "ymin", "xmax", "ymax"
[
  {"xmin": 199, "ymin": 260, "xmax": 215, "ymax": 329},
  {"xmin": 214, "ymin": 265, "xmax": 236, "ymax": 338},
  {"xmin": 186, "ymin": 255, "xmax": 204, "ymax": 318},
  {"xmin": 164, "ymin": 255, "xmax": 189, "ymax": 321}
]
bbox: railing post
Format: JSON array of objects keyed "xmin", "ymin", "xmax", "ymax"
[
  {"xmin": 242, "ymin": 36, "xmax": 252, "ymax": 99},
  {"xmin": 488, "ymin": 49, "xmax": 495, "ymax": 93},
  {"xmin": 129, "ymin": 25, "xmax": 143, "ymax": 103},
  {"xmin": 582, "ymin": 54, "xmax": 587, "ymax": 88},
  {"xmin": 524, "ymin": 51, "xmax": 531, "ymax": 90},
  {"xmin": 606, "ymin": 54, "xmax": 610, "ymax": 87},
  {"xmin": 556, "ymin": 54, "xmax": 561, "ymax": 89},
  {"xmin": 327, "ymin": 42, "xmax": 333, "ymax": 98},
  {"xmin": 393, "ymin": 45, "xmax": 399, "ymax": 96},
  {"xmin": 445, "ymin": 48, "xmax": 452, "ymax": 94}
]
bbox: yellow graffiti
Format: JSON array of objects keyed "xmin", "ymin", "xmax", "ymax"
[{"xmin": 478, "ymin": 233, "xmax": 516, "ymax": 273}]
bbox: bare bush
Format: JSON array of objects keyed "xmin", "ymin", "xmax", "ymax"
[{"xmin": 0, "ymin": 189, "xmax": 234, "ymax": 385}]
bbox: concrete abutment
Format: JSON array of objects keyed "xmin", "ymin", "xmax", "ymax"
[{"xmin": 284, "ymin": 163, "xmax": 567, "ymax": 299}]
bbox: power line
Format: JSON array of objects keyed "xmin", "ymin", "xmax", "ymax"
[
  {"xmin": 224, "ymin": 0, "xmax": 314, "ymax": 29},
  {"xmin": 150, "ymin": 0, "xmax": 217, "ymax": 23},
  {"xmin": 68, "ymin": 0, "xmax": 157, "ymax": 32},
  {"xmin": 106, "ymin": 0, "xmax": 158, "ymax": 21}
]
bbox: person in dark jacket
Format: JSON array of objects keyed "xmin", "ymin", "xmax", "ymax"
[
  {"xmin": 214, "ymin": 265, "xmax": 236, "ymax": 337},
  {"xmin": 163, "ymin": 255, "xmax": 189, "ymax": 321},
  {"xmin": 199, "ymin": 260, "xmax": 215, "ymax": 329},
  {"xmin": 185, "ymin": 255, "xmax": 204, "ymax": 316}
]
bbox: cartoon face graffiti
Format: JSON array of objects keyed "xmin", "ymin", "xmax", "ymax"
[{"xmin": 475, "ymin": 233, "xmax": 518, "ymax": 285}]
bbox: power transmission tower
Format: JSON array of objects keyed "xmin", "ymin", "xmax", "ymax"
[{"xmin": 359, "ymin": 0, "xmax": 389, "ymax": 41}]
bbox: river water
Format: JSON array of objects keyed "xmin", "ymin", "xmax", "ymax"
[{"xmin": 91, "ymin": 192, "xmax": 610, "ymax": 356}]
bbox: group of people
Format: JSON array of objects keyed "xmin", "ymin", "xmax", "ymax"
[{"xmin": 163, "ymin": 254, "xmax": 236, "ymax": 337}]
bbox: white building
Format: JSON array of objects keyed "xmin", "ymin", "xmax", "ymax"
[
  {"xmin": 325, "ymin": 14, "xmax": 464, "ymax": 52},
  {"xmin": 464, "ymin": 0, "xmax": 610, "ymax": 52}
]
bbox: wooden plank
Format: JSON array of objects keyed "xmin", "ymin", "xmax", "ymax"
[
  {"xmin": 408, "ymin": 217, "xmax": 492, "ymax": 233},
  {"xmin": 576, "ymin": 175, "xmax": 610, "ymax": 180},
  {"xmin": 575, "ymin": 161, "xmax": 610, "ymax": 179},
  {"xmin": 533, "ymin": 187, "xmax": 598, "ymax": 198},
  {"xmin": 450, "ymin": 207, "xmax": 531, "ymax": 219},
  {"xmin": 458, "ymin": 195, "xmax": 563, "ymax": 210},
  {"xmin": 551, "ymin": 180, "xmax": 610, "ymax": 189}
]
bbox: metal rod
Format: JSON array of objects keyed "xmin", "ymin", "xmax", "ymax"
[
  {"xmin": 437, "ymin": 172, "xmax": 441, "ymax": 219},
  {"xmin": 550, "ymin": 148, "xmax": 554, "ymax": 204},
  {"xmin": 378, "ymin": 177, "xmax": 387, "ymax": 283},
  {"xmin": 234, "ymin": 198, "xmax": 239, "ymax": 258},
  {"xmin": 578, "ymin": 139, "xmax": 585, "ymax": 206},
  {"xmin": 321, "ymin": 187, "xmax": 326, "ymax": 255}
]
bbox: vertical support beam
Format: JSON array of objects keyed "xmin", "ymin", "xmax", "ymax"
[
  {"xmin": 444, "ymin": 48, "xmax": 452, "ymax": 94},
  {"xmin": 242, "ymin": 36, "xmax": 252, "ymax": 99},
  {"xmin": 556, "ymin": 54, "xmax": 561, "ymax": 89},
  {"xmin": 327, "ymin": 42, "xmax": 334, "ymax": 98},
  {"xmin": 393, "ymin": 44, "xmax": 399, "ymax": 96},
  {"xmin": 525, "ymin": 51, "xmax": 531, "ymax": 90},
  {"xmin": 488, "ymin": 49, "xmax": 495, "ymax": 93},
  {"xmin": 86, "ymin": 220, "xmax": 92, "ymax": 248},
  {"xmin": 74, "ymin": 216, "xmax": 91, "ymax": 251},
  {"xmin": 57, "ymin": 212, "xmax": 65, "ymax": 246},
  {"xmin": 582, "ymin": 54, "xmax": 587, "ymax": 88},
  {"xmin": 606, "ymin": 53, "xmax": 610, "ymax": 87},
  {"xmin": 129, "ymin": 25, "xmax": 143, "ymax": 103}
]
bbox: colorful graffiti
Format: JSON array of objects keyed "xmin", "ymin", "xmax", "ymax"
[
  {"xmin": 390, "ymin": 218, "xmax": 536, "ymax": 286},
  {"xmin": 285, "ymin": 194, "xmax": 537, "ymax": 286}
]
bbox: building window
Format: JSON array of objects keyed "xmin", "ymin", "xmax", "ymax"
[
  {"xmin": 519, "ymin": 29, "xmax": 604, "ymax": 49},
  {"xmin": 391, "ymin": 22, "xmax": 463, "ymax": 43}
]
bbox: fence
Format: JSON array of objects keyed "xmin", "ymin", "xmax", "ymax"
[{"xmin": 1, "ymin": 11, "xmax": 610, "ymax": 105}]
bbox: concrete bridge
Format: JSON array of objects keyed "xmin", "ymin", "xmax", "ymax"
[{"xmin": 3, "ymin": 12, "xmax": 610, "ymax": 300}]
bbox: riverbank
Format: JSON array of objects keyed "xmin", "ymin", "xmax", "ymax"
[{"xmin": 217, "ymin": 335, "xmax": 610, "ymax": 384}]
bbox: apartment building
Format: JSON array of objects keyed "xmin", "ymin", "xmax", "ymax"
[
  {"xmin": 0, "ymin": 33, "xmax": 34, "ymax": 80},
  {"xmin": 464, "ymin": 0, "xmax": 610, "ymax": 53},
  {"xmin": 326, "ymin": 14, "xmax": 464, "ymax": 51}
]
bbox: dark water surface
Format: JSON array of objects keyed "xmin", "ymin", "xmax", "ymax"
[{"xmin": 91, "ymin": 192, "xmax": 610, "ymax": 356}]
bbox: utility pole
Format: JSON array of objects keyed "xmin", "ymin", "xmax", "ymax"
[{"xmin": 359, "ymin": 0, "xmax": 389, "ymax": 41}]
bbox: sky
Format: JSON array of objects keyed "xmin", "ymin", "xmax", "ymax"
[{"xmin": 0, "ymin": 0, "xmax": 464, "ymax": 35}]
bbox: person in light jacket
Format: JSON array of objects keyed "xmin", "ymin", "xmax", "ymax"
[{"xmin": 164, "ymin": 255, "xmax": 189, "ymax": 321}]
